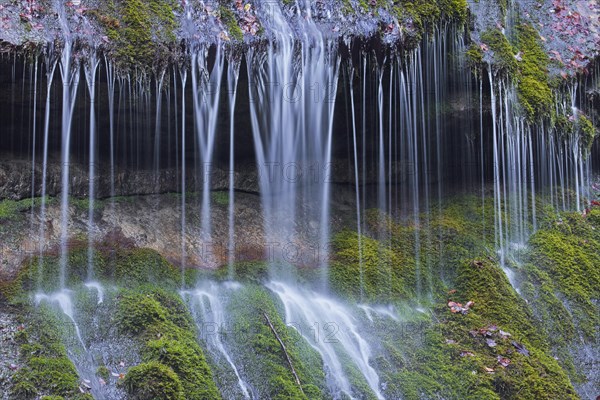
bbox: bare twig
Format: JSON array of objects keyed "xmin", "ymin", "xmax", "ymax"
[{"xmin": 263, "ymin": 312, "xmax": 304, "ymax": 395}]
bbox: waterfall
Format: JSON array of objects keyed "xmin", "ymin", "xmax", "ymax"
[
  {"xmin": 191, "ymin": 45, "xmax": 224, "ymax": 249},
  {"xmin": 180, "ymin": 68, "xmax": 188, "ymax": 283},
  {"xmin": 247, "ymin": 0, "xmax": 340, "ymax": 281},
  {"xmin": 227, "ymin": 56, "xmax": 241, "ymax": 279},
  {"xmin": 267, "ymin": 281, "xmax": 384, "ymax": 400},
  {"xmin": 37, "ymin": 47, "xmax": 57, "ymax": 288},
  {"xmin": 183, "ymin": 282, "xmax": 253, "ymax": 399},
  {"xmin": 84, "ymin": 52, "xmax": 100, "ymax": 280}
]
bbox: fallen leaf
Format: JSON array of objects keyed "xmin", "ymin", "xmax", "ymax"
[
  {"xmin": 499, "ymin": 330, "xmax": 511, "ymax": 339},
  {"xmin": 497, "ymin": 356, "xmax": 511, "ymax": 367},
  {"xmin": 484, "ymin": 366, "xmax": 495, "ymax": 373},
  {"xmin": 460, "ymin": 351, "xmax": 475, "ymax": 357},
  {"xmin": 486, "ymin": 339, "xmax": 497, "ymax": 347}
]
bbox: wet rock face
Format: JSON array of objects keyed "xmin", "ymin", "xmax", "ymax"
[
  {"xmin": 0, "ymin": 158, "xmax": 444, "ymax": 201},
  {"xmin": 0, "ymin": 308, "xmax": 21, "ymax": 400},
  {"xmin": 0, "ymin": 186, "xmax": 359, "ymax": 280}
]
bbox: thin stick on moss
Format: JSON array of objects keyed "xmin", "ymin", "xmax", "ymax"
[{"xmin": 263, "ymin": 312, "xmax": 304, "ymax": 395}]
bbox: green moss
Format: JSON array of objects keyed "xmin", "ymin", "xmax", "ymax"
[
  {"xmin": 96, "ymin": 365, "xmax": 110, "ymax": 380},
  {"xmin": 211, "ymin": 190, "xmax": 230, "ymax": 207},
  {"xmin": 0, "ymin": 196, "xmax": 50, "ymax": 221},
  {"xmin": 394, "ymin": 0, "xmax": 441, "ymax": 43},
  {"xmin": 215, "ymin": 260, "xmax": 270, "ymax": 282},
  {"xmin": 102, "ymin": 0, "xmax": 179, "ymax": 70},
  {"xmin": 466, "ymin": 43, "xmax": 484, "ymax": 71},
  {"xmin": 480, "ymin": 29, "xmax": 518, "ymax": 75},
  {"xmin": 116, "ymin": 288, "xmax": 221, "ymax": 399},
  {"xmin": 330, "ymin": 229, "xmax": 415, "ymax": 303},
  {"xmin": 526, "ymin": 212, "xmax": 600, "ymax": 340},
  {"xmin": 69, "ymin": 197, "xmax": 103, "ymax": 212},
  {"xmin": 122, "ymin": 361, "xmax": 184, "ymax": 400},
  {"xmin": 227, "ymin": 285, "xmax": 327, "ymax": 399},
  {"xmin": 454, "ymin": 259, "xmax": 545, "ymax": 349},
  {"xmin": 438, "ymin": 0, "xmax": 468, "ymax": 23},
  {"xmin": 219, "ymin": 6, "xmax": 244, "ymax": 41},
  {"xmin": 11, "ymin": 306, "xmax": 83, "ymax": 399},
  {"xmin": 1, "ymin": 246, "xmax": 182, "ymax": 302},
  {"xmin": 576, "ymin": 114, "xmax": 597, "ymax": 154},
  {"xmin": 515, "ymin": 24, "xmax": 553, "ymax": 121}
]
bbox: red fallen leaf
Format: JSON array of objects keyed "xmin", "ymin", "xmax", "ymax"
[
  {"xmin": 549, "ymin": 50, "xmax": 562, "ymax": 62},
  {"xmin": 448, "ymin": 301, "xmax": 462, "ymax": 313},
  {"xmin": 479, "ymin": 328, "xmax": 493, "ymax": 337},
  {"xmin": 591, "ymin": 200, "xmax": 600, "ymax": 207},
  {"xmin": 448, "ymin": 300, "xmax": 474, "ymax": 314},
  {"xmin": 497, "ymin": 356, "xmax": 511, "ymax": 367}
]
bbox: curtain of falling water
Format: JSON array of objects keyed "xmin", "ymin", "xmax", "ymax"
[
  {"xmin": 227, "ymin": 55, "xmax": 241, "ymax": 279},
  {"xmin": 37, "ymin": 47, "xmax": 57, "ymax": 288},
  {"xmin": 180, "ymin": 68, "xmax": 188, "ymax": 284},
  {"xmin": 84, "ymin": 52, "xmax": 99, "ymax": 280},
  {"xmin": 191, "ymin": 46, "xmax": 224, "ymax": 248},
  {"xmin": 58, "ymin": 40, "xmax": 80, "ymax": 289},
  {"xmin": 247, "ymin": 0, "xmax": 340, "ymax": 282}
]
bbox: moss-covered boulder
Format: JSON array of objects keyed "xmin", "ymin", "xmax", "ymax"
[{"xmin": 116, "ymin": 288, "xmax": 221, "ymax": 400}]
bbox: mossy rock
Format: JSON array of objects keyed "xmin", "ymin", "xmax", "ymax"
[
  {"xmin": 226, "ymin": 285, "xmax": 326, "ymax": 399},
  {"xmin": 480, "ymin": 29, "xmax": 518, "ymax": 75},
  {"xmin": 10, "ymin": 306, "xmax": 84, "ymax": 399},
  {"xmin": 330, "ymin": 229, "xmax": 416, "ymax": 303},
  {"xmin": 526, "ymin": 211, "xmax": 600, "ymax": 340},
  {"xmin": 116, "ymin": 287, "xmax": 221, "ymax": 399},
  {"xmin": 96, "ymin": 0, "xmax": 179, "ymax": 70},
  {"xmin": 515, "ymin": 24, "xmax": 553, "ymax": 121},
  {"xmin": 122, "ymin": 361, "xmax": 184, "ymax": 400},
  {"xmin": 1, "ymin": 246, "xmax": 182, "ymax": 302}
]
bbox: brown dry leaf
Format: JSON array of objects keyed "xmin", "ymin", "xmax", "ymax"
[{"xmin": 497, "ymin": 356, "xmax": 511, "ymax": 367}]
